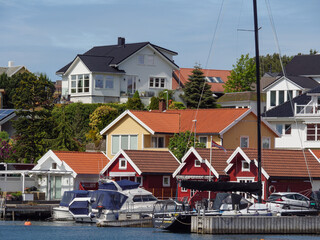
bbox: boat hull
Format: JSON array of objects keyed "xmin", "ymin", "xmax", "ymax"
[
  {"xmin": 52, "ymin": 207, "xmax": 74, "ymax": 221},
  {"xmin": 153, "ymin": 213, "xmax": 192, "ymax": 232}
]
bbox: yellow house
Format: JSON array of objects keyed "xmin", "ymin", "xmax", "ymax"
[{"xmin": 100, "ymin": 109, "xmax": 280, "ymax": 160}]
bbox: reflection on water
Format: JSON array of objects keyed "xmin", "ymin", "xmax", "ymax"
[{"xmin": 0, "ymin": 221, "xmax": 319, "ymax": 240}]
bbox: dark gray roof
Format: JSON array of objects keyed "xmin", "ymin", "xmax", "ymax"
[
  {"xmin": 56, "ymin": 41, "xmax": 178, "ymax": 74},
  {"xmin": 285, "ymin": 55, "xmax": 320, "ymax": 76},
  {"xmin": 263, "ymin": 76, "xmax": 319, "ymax": 90},
  {"xmin": 263, "ymin": 85, "xmax": 320, "ymax": 118}
]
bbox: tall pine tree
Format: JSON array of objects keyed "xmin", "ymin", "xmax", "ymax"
[
  {"xmin": 12, "ymin": 72, "xmax": 55, "ymax": 163},
  {"xmin": 182, "ymin": 66, "xmax": 216, "ymax": 109}
]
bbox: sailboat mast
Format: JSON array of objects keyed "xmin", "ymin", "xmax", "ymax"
[{"xmin": 253, "ymin": 0, "xmax": 262, "ymax": 203}]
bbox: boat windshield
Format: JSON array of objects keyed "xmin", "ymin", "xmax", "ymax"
[
  {"xmin": 60, "ymin": 190, "xmax": 89, "ymax": 207},
  {"xmin": 154, "ymin": 200, "xmax": 186, "ymax": 213},
  {"xmin": 133, "ymin": 195, "xmax": 158, "ymax": 202}
]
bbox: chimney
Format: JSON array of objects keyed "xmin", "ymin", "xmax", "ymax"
[
  {"xmin": 159, "ymin": 99, "xmax": 166, "ymax": 112},
  {"xmin": 118, "ymin": 37, "xmax": 125, "ymax": 47},
  {"xmin": 8, "ymin": 61, "xmax": 14, "ymax": 67}
]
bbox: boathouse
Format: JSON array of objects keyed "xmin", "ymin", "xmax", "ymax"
[
  {"xmin": 100, "ymin": 149, "xmax": 179, "ymax": 199},
  {"xmin": 32, "ymin": 150, "xmax": 109, "ymax": 200}
]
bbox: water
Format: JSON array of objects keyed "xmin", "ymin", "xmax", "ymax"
[{"xmin": 0, "ymin": 221, "xmax": 320, "ymax": 240}]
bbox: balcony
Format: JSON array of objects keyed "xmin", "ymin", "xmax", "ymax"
[{"xmin": 295, "ymin": 103, "xmax": 320, "ymax": 116}]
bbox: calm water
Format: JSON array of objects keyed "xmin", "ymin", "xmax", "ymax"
[{"xmin": 1, "ymin": 221, "xmax": 320, "ymax": 240}]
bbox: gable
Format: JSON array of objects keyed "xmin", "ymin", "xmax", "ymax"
[
  {"xmin": 107, "ymin": 114, "xmax": 151, "ymax": 135},
  {"xmin": 107, "ymin": 153, "xmax": 138, "ymax": 175},
  {"xmin": 65, "ymin": 57, "xmax": 90, "ymax": 76}
]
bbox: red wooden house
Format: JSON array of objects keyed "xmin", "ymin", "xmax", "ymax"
[
  {"xmin": 100, "ymin": 149, "xmax": 180, "ymax": 199},
  {"xmin": 174, "ymin": 147, "xmax": 320, "ymax": 204},
  {"xmin": 173, "ymin": 147, "xmax": 231, "ymax": 204}
]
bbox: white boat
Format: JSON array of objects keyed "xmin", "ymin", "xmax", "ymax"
[
  {"xmin": 69, "ymin": 180, "xmax": 158, "ymax": 223},
  {"xmin": 52, "ymin": 190, "xmax": 90, "ymax": 221}
]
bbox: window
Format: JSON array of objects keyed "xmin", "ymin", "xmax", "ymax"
[
  {"xmin": 71, "ymin": 75, "xmax": 76, "ymax": 93},
  {"xmin": 287, "ymin": 90, "xmax": 293, "ymax": 101},
  {"xmin": 149, "ymin": 77, "xmax": 166, "ymax": 88},
  {"xmin": 135, "ymin": 176, "xmax": 143, "ymax": 186},
  {"xmin": 127, "ymin": 76, "xmax": 137, "ymax": 94},
  {"xmin": 190, "ymin": 189, "xmax": 196, "ymax": 198},
  {"xmin": 105, "ymin": 76, "xmax": 114, "ymax": 89},
  {"xmin": 194, "ymin": 159, "xmax": 201, "ymax": 167},
  {"xmin": 279, "ymin": 91, "xmax": 284, "ymax": 104},
  {"xmin": 240, "ymin": 136, "xmax": 249, "ymax": 148},
  {"xmin": 71, "ymin": 74, "xmax": 90, "ymax": 93},
  {"xmin": 151, "ymin": 136, "xmax": 164, "ymax": 148},
  {"xmin": 95, "ymin": 75, "xmax": 104, "ymax": 88},
  {"xmin": 181, "ymin": 187, "xmax": 188, "ymax": 192},
  {"xmin": 138, "ymin": 54, "xmax": 154, "ymax": 65},
  {"xmin": 284, "ymin": 124, "xmax": 291, "ymax": 135},
  {"xmin": 119, "ymin": 158, "xmax": 127, "ymax": 169},
  {"xmin": 276, "ymin": 124, "xmax": 283, "ymax": 135},
  {"xmin": 163, "ymin": 176, "xmax": 170, "ymax": 187},
  {"xmin": 241, "ymin": 161, "xmax": 250, "ymax": 172},
  {"xmin": 111, "ymin": 135, "xmax": 138, "ymax": 155},
  {"xmin": 262, "ymin": 137, "xmax": 270, "ymax": 149},
  {"xmin": 52, "ymin": 163, "xmax": 57, "ymax": 169},
  {"xmin": 270, "ymin": 91, "xmax": 276, "ymax": 106},
  {"xmin": 307, "ymin": 124, "xmax": 320, "ymax": 141},
  {"xmin": 199, "ymin": 136, "xmax": 207, "ymax": 147}
]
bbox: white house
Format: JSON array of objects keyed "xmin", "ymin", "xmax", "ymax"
[
  {"xmin": 263, "ymin": 85, "xmax": 320, "ymax": 149},
  {"xmin": 56, "ymin": 37, "xmax": 179, "ymax": 104},
  {"xmin": 32, "ymin": 150, "xmax": 109, "ymax": 200}
]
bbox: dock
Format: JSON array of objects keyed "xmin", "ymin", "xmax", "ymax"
[
  {"xmin": 191, "ymin": 215, "xmax": 320, "ymax": 234},
  {"xmin": 0, "ymin": 198, "xmax": 59, "ymax": 220}
]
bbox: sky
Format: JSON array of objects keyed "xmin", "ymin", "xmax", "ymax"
[{"xmin": 0, "ymin": 0, "xmax": 319, "ymax": 82}]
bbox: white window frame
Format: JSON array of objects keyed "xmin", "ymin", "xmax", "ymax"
[
  {"xmin": 190, "ymin": 189, "xmax": 196, "ymax": 198},
  {"xmin": 51, "ymin": 163, "xmax": 57, "ymax": 170},
  {"xmin": 105, "ymin": 76, "xmax": 114, "ymax": 89},
  {"xmin": 119, "ymin": 158, "xmax": 127, "ymax": 170},
  {"xmin": 163, "ymin": 176, "xmax": 170, "ymax": 187},
  {"xmin": 111, "ymin": 134, "xmax": 138, "ymax": 155},
  {"xmin": 70, "ymin": 74, "xmax": 90, "ymax": 93},
  {"xmin": 237, "ymin": 177, "xmax": 255, "ymax": 201},
  {"xmin": 135, "ymin": 176, "xmax": 143, "ymax": 186},
  {"xmin": 194, "ymin": 159, "xmax": 201, "ymax": 167},
  {"xmin": 151, "ymin": 136, "xmax": 165, "ymax": 148},
  {"xmin": 138, "ymin": 54, "xmax": 154, "ymax": 66},
  {"xmin": 240, "ymin": 136, "xmax": 249, "ymax": 148},
  {"xmin": 241, "ymin": 160, "xmax": 250, "ymax": 172},
  {"xmin": 262, "ymin": 137, "xmax": 271, "ymax": 149},
  {"xmin": 149, "ymin": 77, "xmax": 166, "ymax": 89}
]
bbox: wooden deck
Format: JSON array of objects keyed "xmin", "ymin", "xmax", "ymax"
[{"xmin": 192, "ymin": 215, "xmax": 320, "ymax": 234}]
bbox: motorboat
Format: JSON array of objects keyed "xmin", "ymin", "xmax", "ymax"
[
  {"xmin": 69, "ymin": 179, "xmax": 158, "ymax": 223},
  {"xmin": 52, "ymin": 190, "xmax": 90, "ymax": 221}
]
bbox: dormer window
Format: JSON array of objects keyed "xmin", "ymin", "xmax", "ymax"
[
  {"xmin": 242, "ymin": 160, "xmax": 250, "ymax": 172},
  {"xmin": 195, "ymin": 159, "xmax": 201, "ymax": 167},
  {"xmin": 119, "ymin": 158, "xmax": 127, "ymax": 169}
]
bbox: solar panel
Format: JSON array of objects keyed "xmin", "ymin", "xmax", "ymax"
[{"xmin": 0, "ymin": 109, "xmax": 15, "ymax": 121}]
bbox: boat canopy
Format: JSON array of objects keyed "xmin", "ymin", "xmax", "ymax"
[
  {"xmin": 181, "ymin": 180, "xmax": 262, "ymax": 194},
  {"xmin": 91, "ymin": 190, "xmax": 128, "ymax": 210},
  {"xmin": 59, "ymin": 190, "xmax": 89, "ymax": 207},
  {"xmin": 212, "ymin": 193, "xmax": 250, "ymax": 210},
  {"xmin": 117, "ymin": 180, "xmax": 140, "ymax": 190}
]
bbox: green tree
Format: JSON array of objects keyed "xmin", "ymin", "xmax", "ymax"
[
  {"xmin": 149, "ymin": 96, "xmax": 159, "ymax": 110},
  {"xmin": 12, "ymin": 72, "xmax": 55, "ymax": 163},
  {"xmin": 86, "ymin": 105, "xmax": 118, "ymax": 144},
  {"xmin": 168, "ymin": 131, "xmax": 205, "ymax": 161},
  {"xmin": 182, "ymin": 66, "xmax": 217, "ymax": 109},
  {"xmin": 127, "ymin": 91, "xmax": 144, "ymax": 110},
  {"xmin": 0, "ymin": 73, "xmax": 22, "ymax": 108},
  {"xmin": 49, "ymin": 105, "xmax": 82, "ymax": 151},
  {"xmin": 259, "ymin": 53, "xmax": 293, "ymax": 77},
  {"xmin": 224, "ymin": 54, "xmax": 256, "ymax": 93}
]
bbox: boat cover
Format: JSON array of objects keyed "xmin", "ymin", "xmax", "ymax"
[
  {"xmin": 116, "ymin": 180, "xmax": 140, "ymax": 190},
  {"xmin": 212, "ymin": 193, "xmax": 250, "ymax": 210},
  {"xmin": 98, "ymin": 182, "xmax": 118, "ymax": 190},
  {"xmin": 59, "ymin": 190, "xmax": 89, "ymax": 207},
  {"xmin": 181, "ymin": 180, "xmax": 262, "ymax": 194},
  {"xmin": 91, "ymin": 190, "xmax": 128, "ymax": 210},
  {"xmin": 69, "ymin": 200, "xmax": 90, "ymax": 215}
]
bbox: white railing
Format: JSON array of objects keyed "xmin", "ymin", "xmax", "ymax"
[{"xmin": 295, "ymin": 103, "xmax": 320, "ymax": 116}]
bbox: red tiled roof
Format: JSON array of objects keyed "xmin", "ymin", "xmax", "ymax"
[
  {"xmin": 242, "ymin": 148, "xmax": 320, "ymax": 178},
  {"xmin": 53, "ymin": 151, "xmax": 109, "ymax": 174},
  {"xmin": 124, "ymin": 150, "xmax": 179, "ymax": 173},
  {"xmin": 311, "ymin": 149, "xmax": 320, "ymax": 159},
  {"xmin": 195, "ymin": 148, "xmax": 232, "ymax": 175},
  {"xmin": 131, "ymin": 108, "xmax": 249, "ymax": 134},
  {"xmin": 173, "ymin": 68, "xmax": 230, "ymax": 92}
]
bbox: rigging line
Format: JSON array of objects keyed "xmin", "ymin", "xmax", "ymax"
[
  {"xmin": 265, "ymin": 0, "xmax": 313, "ymax": 185},
  {"xmin": 185, "ymin": 0, "xmax": 225, "ymax": 153}
]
